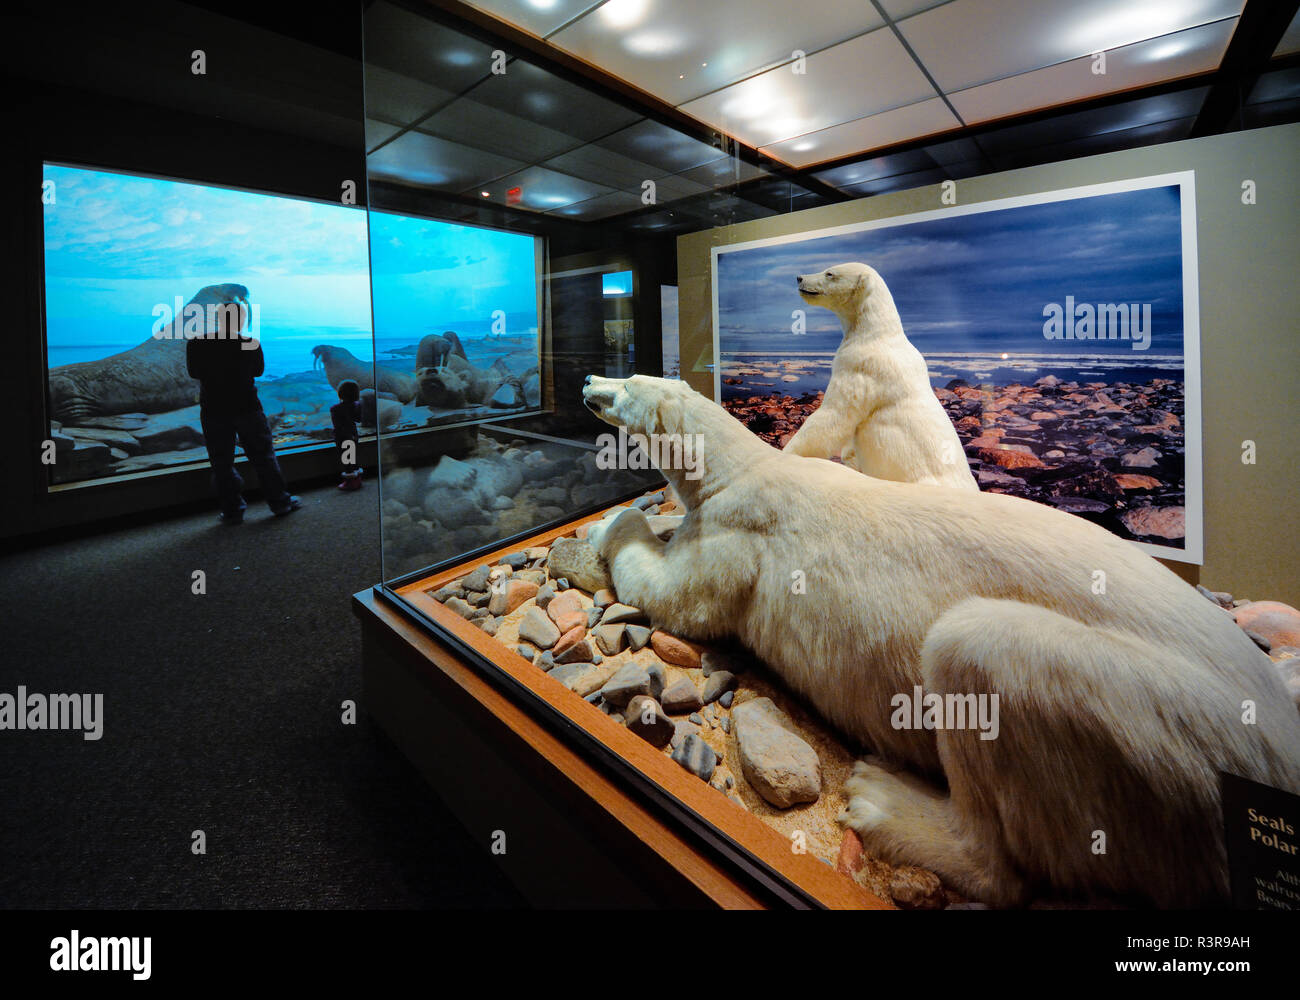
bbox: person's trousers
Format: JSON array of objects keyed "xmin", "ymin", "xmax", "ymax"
[{"xmin": 199, "ymin": 401, "xmax": 291, "ymax": 515}]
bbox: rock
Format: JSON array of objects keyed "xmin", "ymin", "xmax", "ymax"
[
  {"xmin": 1119, "ymin": 506, "xmax": 1185, "ymax": 540},
  {"xmin": 625, "ymin": 624, "xmax": 652, "ymax": 652},
  {"xmin": 500, "ymin": 551, "xmax": 529, "ymax": 569},
  {"xmin": 555, "ymin": 638, "xmax": 596, "ymax": 664},
  {"xmin": 625, "ymin": 695, "xmax": 674, "ymax": 748},
  {"xmin": 689, "ymin": 713, "xmax": 704, "ymax": 726},
  {"xmin": 1243, "ymin": 630, "xmax": 1271, "ymax": 653},
  {"xmin": 514, "ymin": 645, "xmax": 533, "ymax": 660},
  {"xmin": 732, "ymin": 698, "xmax": 821, "ymax": 808},
  {"xmin": 720, "ymin": 716, "xmax": 730, "ymax": 734},
  {"xmin": 518, "ymin": 607, "xmax": 560, "ymax": 649},
  {"xmin": 460, "ymin": 564, "xmax": 492, "ymax": 594},
  {"xmin": 671, "ymin": 719, "xmax": 700, "ymax": 750},
  {"xmin": 61, "ymin": 426, "xmax": 142, "ymax": 455},
  {"xmin": 426, "ymin": 455, "xmax": 476, "ymax": 490},
  {"xmin": 534, "ymin": 650, "xmax": 555, "ymax": 671},
  {"xmin": 550, "ymin": 661, "xmax": 614, "ymax": 696},
  {"xmin": 546, "ymin": 590, "xmax": 584, "ymax": 625},
  {"xmin": 660, "ymin": 677, "xmax": 703, "ymax": 714},
  {"xmin": 132, "ymin": 405, "xmax": 205, "ymax": 453},
  {"xmin": 523, "ymin": 372, "xmax": 541, "ymax": 408},
  {"xmin": 651, "ymin": 631, "xmax": 701, "ymax": 668},
  {"xmin": 553, "ymin": 578, "xmax": 570, "ymax": 591},
  {"xmin": 585, "ymin": 607, "xmax": 603, "ymax": 628},
  {"xmin": 592, "ymin": 623, "xmax": 627, "ymax": 656},
  {"xmin": 978, "ymin": 446, "xmax": 1043, "ymax": 469},
  {"xmin": 478, "ymin": 616, "xmax": 500, "ymax": 636},
  {"xmin": 535, "ymin": 585, "xmax": 555, "ymax": 610},
  {"xmin": 553, "ymin": 625, "xmax": 586, "ymax": 656},
  {"xmin": 1114, "ymin": 473, "xmax": 1162, "ymax": 490},
  {"xmin": 489, "ymin": 579, "xmax": 538, "ymax": 615},
  {"xmin": 465, "ymin": 456, "xmax": 523, "ymax": 502},
  {"xmin": 1195, "ymin": 584, "xmax": 1234, "ymax": 610},
  {"xmin": 444, "ymin": 596, "xmax": 475, "ymax": 619},
  {"xmin": 1233, "ymin": 601, "xmax": 1300, "ymax": 650},
  {"xmin": 645, "ymin": 662, "xmax": 667, "ymax": 700},
  {"xmin": 599, "ymin": 603, "xmax": 646, "ymax": 626},
  {"xmin": 719, "ymin": 690, "xmax": 735, "ymax": 709},
  {"xmin": 547, "ymin": 537, "xmax": 613, "ymax": 593},
  {"xmin": 489, "ymin": 383, "xmax": 520, "ymax": 408},
  {"xmin": 466, "ymin": 590, "xmax": 491, "ymax": 608},
  {"xmin": 1121, "ymin": 447, "xmax": 1161, "ymax": 469},
  {"xmin": 593, "ymin": 589, "xmax": 617, "ymax": 609},
  {"xmin": 671, "ymin": 733, "xmax": 717, "ymax": 782},
  {"xmin": 599, "ymin": 664, "xmax": 654, "ymax": 707},
  {"xmin": 425, "ymin": 486, "xmax": 490, "ymax": 527},
  {"xmin": 701, "ymin": 670, "xmax": 737, "ymax": 705},
  {"xmin": 431, "ymin": 583, "xmax": 463, "ymax": 602},
  {"xmin": 889, "ymin": 867, "xmax": 945, "ymax": 910},
  {"xmin": 836, "ymin": 829, "xmax": 864, "ymax": 876}
]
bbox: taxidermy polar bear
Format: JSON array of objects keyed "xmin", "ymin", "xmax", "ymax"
[
  {"xmin": 582, "ymin": 373, "xmax": 1300, "ymax": 908},
  {"xmin": 785, "ymin": 262, "xmax": 977, "ymax": 490}
]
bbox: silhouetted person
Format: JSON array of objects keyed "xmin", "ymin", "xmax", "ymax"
[
  {"xmin": 331, "ymin": 379, "xmax": 363, "ymax": 491},
  {"xmin": 186, "ymin": 301, "xmax": 302, "ymax": 524}
]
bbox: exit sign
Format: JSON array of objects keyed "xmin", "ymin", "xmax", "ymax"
[{"xmin": 506, "ymin": 186, "xmax": 522, "ymax": 206}]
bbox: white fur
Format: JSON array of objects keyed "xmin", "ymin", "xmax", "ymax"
[
  {"xmin": 581, "ymin": 374, "xmax": 1300, "ymax": 907},
  {"xmin": 784, "ymin": 262, "xmax": 976, "ymax": 490}
]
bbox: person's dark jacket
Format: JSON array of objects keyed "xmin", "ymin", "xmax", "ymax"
[{"xmin": 187, "ymin": 334, "xmax": 264, "ymax": 409}]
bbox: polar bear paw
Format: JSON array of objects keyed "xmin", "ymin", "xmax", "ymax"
[{"xmin": 838, "ymin": 757, "xmax": 913, "ymax": 834}]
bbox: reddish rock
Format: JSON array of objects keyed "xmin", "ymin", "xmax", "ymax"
[
  {"xmin": 547, "ymin": 590, "xmax": 583, "ymax": 625},
  {"xmin": 965, "ymin": 435, "xmax": 1004, "ymax": 451},
  {"xmin": 954, "ymin": 415, "xmax": 983, "ymax": 434},
  {"xmin": 1113, "ymin": 473, "xmax": 1162, "ymax": 491},
  {"xmin": 651, "ymin": 631, "xmax": 702, "ymax": 668},
  {"xmin": 978, "ymin": 446, "xmax": 1044, "ymax": 469},
  {"xmin": 1233, "ymin": 602, "xmax": 1300, "ymax": 650},
  {"xmin": 553, "ymin": 610, "xmax": 586, "ymax": 634},
  {"xmin": 489, "ymin": 579, "xmax": 538, "ymax": 615},
  {"xmin": 1120, "ymin": 506, "xmax": 1185, "ymax": 540},
  {"xmin": 836, "ymin": 828, "xmax": 864, "ymax": 876},
  {"xmin": 553, "ymin": 624, "xmax": 586, "ymax": 656}
]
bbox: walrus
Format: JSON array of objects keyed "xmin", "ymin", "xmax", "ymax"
[
  {"xmin": 415, "ymin": 330, "xmax": 467, "ymax": 371},
  {"xmin": 48, "ymin": 283, "xmax": 250, "ymax": 423},
  {"xmin": 311, "ymin": 344, "xmax": 417, "ymax": 403},
  {"xmin": 415, "ymin": 352, "xmax": 510, "ymax": 409}
]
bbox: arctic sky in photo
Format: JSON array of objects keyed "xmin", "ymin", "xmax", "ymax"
[{"xmin": 717, "ymin": 184, "xmax": 1187, "ymax": 357}]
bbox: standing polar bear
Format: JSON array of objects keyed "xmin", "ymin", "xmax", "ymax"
[
  {"xmin": 785, "ymin": 262, "xmax": 977, "ymax": 490},
  {"xmin": 582, "ymin": 373, "xmax": 1300, "ymax": 907}
]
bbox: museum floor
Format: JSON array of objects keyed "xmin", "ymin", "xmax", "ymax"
[{"xmin": 0, "ymin": 478, "xmax": 525, "ymax": 908}]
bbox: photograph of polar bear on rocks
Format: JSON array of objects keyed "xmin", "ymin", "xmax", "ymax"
[{"xmin": 715, "ymin": 178, "xmax": 1198, "ymax": 560}]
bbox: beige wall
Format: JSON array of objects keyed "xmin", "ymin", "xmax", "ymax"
[{"xmin": 677, "ymin": 123, "xmax": 1300, "ymax": 605}]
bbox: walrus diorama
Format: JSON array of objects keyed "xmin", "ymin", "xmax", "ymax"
[
  {"xmin": 310, "ymin": 344, "xmax": 418, "ymax": 404},
  {"xmin": 415, "ymin": 330, "xmax": 467, "ymax": 371},
  {"xmin": 48, "ymin": 282, "xmax": 251, "ymax": 423}
]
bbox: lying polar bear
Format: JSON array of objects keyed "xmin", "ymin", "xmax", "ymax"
[
  {"xmin": 785, "ymin": 262, "xmax": 976, "ymax": 490},
  {"xmin": 582, "ymin": 373, "xmax": 1300, "ymax": 907}
]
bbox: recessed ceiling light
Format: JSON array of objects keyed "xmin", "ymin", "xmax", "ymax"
[
  {"xmin": 481, "ymin": 191, "xmax": 490, "ymax": 197},
  {"xmin": 599, "ymin": 0, "xmax": 649, "ymax": 30}
]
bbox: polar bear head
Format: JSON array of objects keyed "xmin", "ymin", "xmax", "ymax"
[
  {"xmin": 582, "ymin": 374, "xmax": 694, "ymax": 438},
  {"xmin": 796, "ymin": 262, "xmax": 900, "ymax": 332}
]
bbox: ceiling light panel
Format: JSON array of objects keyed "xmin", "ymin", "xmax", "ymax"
[
  {"xmin": 364, "ymin": 64, "xmax": 458, "ymax": 126},
  {"xmin": 464, "ymin": 163, "xmax": 617, "ymax": 209},
  {"xmin": 461, "ymin": 58, "xmax": 644, "ymax": 142},
  {"xmin": 681, "ymin": 26, "xmax": 937, "ymax": 149},
  {"xmin": 549, "ymin": 0, "xmax": 884, "ymax": 105},
  {"xmin": 365, "ymin": 1, "xmax": 501, "ymax": 91},
  {"xmin": 760, "ymin": 97, "xmax": 958, "ymax": 167},
  {"xmin": 596, "ymin": 118, "xmax": 730, "ymax": 173},
  {"xmin": 463, "ymin": 0, "xmax": 608, "ymax": 38},
  {"xmin": 898, "ymin": 0, "xmax": 1244, "ymax": 93},
  {"xmin": 949, "ymin": 19, "xmax": 1235, "ymax": 124},
  {"xmin": 418, "ymin": 96, "xmax": 580, "ymax": 160},
  {"xmin": 367, "ymin": 130, "xmax": 526, "ymax": 190}
]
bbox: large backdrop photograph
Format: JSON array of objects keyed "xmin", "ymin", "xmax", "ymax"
[{"xmin": 712, "ymin": 174, "xmax": 1202, "ymax": 563}]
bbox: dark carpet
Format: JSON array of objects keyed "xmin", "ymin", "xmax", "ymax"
[{"xmin": 0, "ymin": 479, "xmax": 525, "ymax": 908}]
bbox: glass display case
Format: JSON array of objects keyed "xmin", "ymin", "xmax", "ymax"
[{"xmin": 358, "ymin": 1, "xmax": 880, "ymax": 908}]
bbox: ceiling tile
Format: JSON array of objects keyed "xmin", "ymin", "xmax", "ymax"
[
  {"xmin": 549, "ymin": 0, "xmax": 883, "ymax": 105},
  {"xmin": 367, "ymin": 130, "xmax": 526, "ymax": 190},
  {"xmin": 364, "ymin": 0, "xmax": 501, "ymax": 91},
  {"xmin": 596, "ymin": 119, "xmax": 730, "ymax": 173},
  {"xmin": 812, "ymin": 148, "xmax": 941, "ymax": 188},
  {"xmin": 760, "ymin": 98, "xmax": 959, "ymax": 168},
  {"xmin": 462, "ymin": 58, "xmax": 643, "ymax": 142},
  {"xmin": 364, "ymin": 64, "xmax": 457, "ymax": 126},
  {"xmin": 366, "ymin": 118, "xmax": 402, "ymax": 151},
  {"xmin": 418, "ymin": 96, "xmax": 580, "ymax": 160},
  {"xmin": 949, "ymin": 20, "xmax": 1234, "ymax": 124},
  {"xmin": 899, "ymin": 0, "xmax": 1244, "ymax": 93},
  {"xmin": 986, "ymin": 116, "xmax": 1197, "ymax": 172},
  {"xmin": 542, "ymin": 142, "xmax": 663, "ymax": 189},
  {"xmin": 1248, "ymin": 66, "xmax": 1300, "ymax": 105},
  {"xmin": 680, "ymin": 26, "xmax": 937, "ymax": 148},
  {"xmin": 465, "ymin": 164, "xmax": 616, "ymax": 210},
  {"xmin": 675, "ymin": 156, "xmax": 771, "ymax": 186},
  {"xmin": 547, "ymin": 189, "xmax": 647, "ymax": 219},
  {"xmin": 878, "ymin": 0, "xmax": 955, "ymax": 18},
  {"xmin": 1276, "ymin": 9, "xmax": 1300, "ymax": 57},
  {"xmin": 463, "ymin": 0, "xmax": 606, "ymax": 38},
  {"xmin": 838, "ymin": 166, "xmax": 952, "ymax": 197}
]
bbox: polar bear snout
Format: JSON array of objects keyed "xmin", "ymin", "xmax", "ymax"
[{"xmin": 582, "ymin": 374, "xmax": 624, "ymax": 422}]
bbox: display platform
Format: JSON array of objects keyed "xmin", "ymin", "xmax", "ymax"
[{"xmin": 354, "ymin": 500, "xmax": 891, "ymax": 910}]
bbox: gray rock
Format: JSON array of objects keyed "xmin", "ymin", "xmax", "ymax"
[
  {"xmin": 689, "ymin": 713, "xmax": 704, "ymax": 726},
  {"xmin": 444, "ymin": 597, "xmax": 475, "ymax": 619},
  {"xmin": 554, "ymin": 578, "xmax": 570, "ymax": 591},
  {"xmin": 466, "ymin": 590, "xmax": 491, "ymax": 608},
  {"xmin": 625, "ymin": 695, "xmax": 674, "ymax": 748},
  {"xmin": 547, "ymin": 537, "xmax": 613, "ymax": 593},
  {"xmin": 500, "ymin": 551, "xmax": 529, "ymax": 569},
  {"xmin": 671, "ymin": 719, "xmax": 700, "ymax": 750},
  {"xmin": 431, "ymin": 583, "xmax": 463, "ymax": 602},
  {"xmin": 593, "ymin": 623, "xmax": 627, "ymax": 656},
  {"xmin": 671, "ymin": 734, "xmax": 716, "ymax": 782},
  {"xmin": 466, "ymin": 456, "xmax": 524, "ymax": 502},
  {"xmin": 132, "ymin": 405, "xmax": 206, "ymax": 454},
  {"xmin": 518, "ymin": 607, "xmax": 560, "ymax": 649},
  {"xmin": 535, "ymin": 585, "xmax": 555, "ymax": 609},
  {"xmin": 599, "ymin": 603, "xmax": 646, "ymax": 626},
  {"xmin": 660, "ymin": 677, "xmax": 703, "ymax": 714},
  {"xmin": 593, "ymin": 589, "xmax": 617, "ymax": 609},
  {"xmin": 732, "ymin": 697, "xmax": 822, "ymax": 808},
  {"xmin": 514, "ymin": 645, "xmax": 533, "ymax": 660},
  {"xmin": 701, "ymin": 670, "xmax": 737, "ymax": 705},
  {"xmin": 555, "ymin": 639, "xmax": 596, "ymax": 664},
  {"xmin": 645, "ymin": 662, "xmax": 666, "ymax": 701},
  {"xmin": 468, "ymin": 608, "xmax": 489, "ymax": 621},
  {"xmin": 1244, "ymin": 629, "xmax": 1272, "ymax": 653},
  {"xmin": 720, "ymin": 716, "xmax": 731, "ymax": 734},
  {"xmin": 599, "ymin": 664, "xmax": 653, "ymax": 707},
  {"xmin": 426, "ymin": 455, "xmax": 476, "ymax": 490},
  {"xmin": 461, "ymin": 564, "xmax": 492, "ymax": 593},
  {"xmin": 425, "ymin": 486, "xmax": 490, "ymax": 527},
  {"xmin": 625, "ymin": 624, "xmax": 652, "ymax": 652},
  {"xmin": 534, "ymin": 650, "xmax": 555, "ymax": 671},
  {"xmin": 478, "ymin": 616, "xmax": 500, "ymax": 636},
  {"xmin": 719, "ymin": 690, "xmax": 735, "ymax": 709},
  {"xmin": 585, "ymin": 607, "xmax": 604, "ymax": 629}
]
